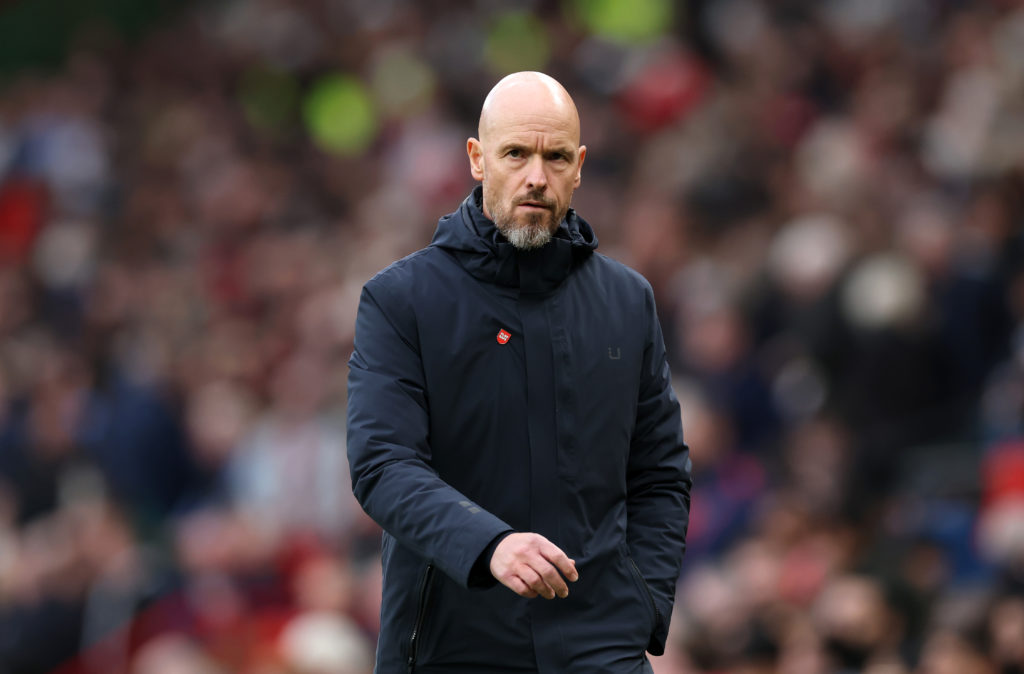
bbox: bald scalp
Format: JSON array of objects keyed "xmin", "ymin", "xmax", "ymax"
[{"xmin": 478, "ymin": 71, "xmax": 581, "ymax": 146}]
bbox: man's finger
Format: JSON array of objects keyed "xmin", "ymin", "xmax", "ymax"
[
  {"xmin": 529, "ymin": 553, "xmax": 569, "ymax": 598},
  {"xmin": 539, "ymin": 545, "xmax": 579, "ymax": 583},
  {"xmin": 538, "ymin": 564, "xmax": 569, "ymax": 599},
  {"xmin": 519, "ymin": 564, "xmax": 556, "ymax": 599},
  {"xmin": 507, "ymin": 575, "xmax": 538, "ymax": 599}
]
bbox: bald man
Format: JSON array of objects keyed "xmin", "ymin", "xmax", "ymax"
[{"xmin": 347, "ymin": 72, "xmax": 691, "ymax": 673}]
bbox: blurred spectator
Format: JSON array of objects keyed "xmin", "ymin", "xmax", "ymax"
[{"xmin": 228, "ymin": 350, "xmax": 361, "ymax": 544}]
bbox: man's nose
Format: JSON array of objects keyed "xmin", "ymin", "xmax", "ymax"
[{"xmin": 524, "ymin": 156, "xmax": 548, "ymax": 190}]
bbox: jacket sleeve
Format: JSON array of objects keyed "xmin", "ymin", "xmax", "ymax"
[
  {"xmin": 347, "ymin": 281, "xmax": 514, "ymax": 588},
  {"xmin": 627, "ymin": 284, "xmax": 692, "ymax": 655}
]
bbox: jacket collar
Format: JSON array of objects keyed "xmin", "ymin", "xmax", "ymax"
[{"xmin": 430, "ymin": 186, "xmax": 598, "ymax": 294}]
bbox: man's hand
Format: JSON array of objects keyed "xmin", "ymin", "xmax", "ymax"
[{"xmin": 489, "ymin": 533, "xmax": 579, "ymax": 599}]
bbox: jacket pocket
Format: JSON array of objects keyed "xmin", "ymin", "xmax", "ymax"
[
  {"xmin": 625, "ymin": 554, "xmax": 660, "ymax": 636},
  {"xmin": 406, "ymin": 563, "xmax": 436, "ymax": 673}
]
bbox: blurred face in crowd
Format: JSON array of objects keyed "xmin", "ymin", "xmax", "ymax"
[{"xmin": 468, "ymin": 72, "xmax": 586, "ymax": 250}]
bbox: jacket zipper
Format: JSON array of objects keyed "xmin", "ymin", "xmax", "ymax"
[
  {"xmin": 407, "ymin": 563, "xmax": 435, "ymax": 673},
  {"xmin": 627, "ymin": 556, "xmax": 662, "ymax": 630}
]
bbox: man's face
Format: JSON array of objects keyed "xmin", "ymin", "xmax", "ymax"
[{"xmin": 468, "ymin": 94, "xmax": 586, "ymax": 250}]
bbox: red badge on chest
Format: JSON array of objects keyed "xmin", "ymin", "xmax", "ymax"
[{"xmin": 496, "ymin": 329, "xmax": 511, "ymax": 345}]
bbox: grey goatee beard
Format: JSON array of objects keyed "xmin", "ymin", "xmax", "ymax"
[
  {"xmin": 488, "ymin": 192, "xmax": 565, "ymax": 251},
  {"xmin": 497, "ymin": 219, "xmax": 554, "ymax": 250}
]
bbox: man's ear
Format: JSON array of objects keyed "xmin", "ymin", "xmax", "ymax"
[
  {"xmin": 574, "ymin": 145, "xmax": 587, "ymax": 188},
  {"xmin": 467, "ymin": 138, "xmax": 485, "ymax": 182}
]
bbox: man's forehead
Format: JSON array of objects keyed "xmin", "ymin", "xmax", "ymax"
[{"xmin": 490, "ymin": 122, "xmax": 580, "ymax": 151}]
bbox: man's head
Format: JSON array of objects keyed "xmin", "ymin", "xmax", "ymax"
[{"xmin": 468, "ymin": 72, "xmax": 586, "ymax": 250}]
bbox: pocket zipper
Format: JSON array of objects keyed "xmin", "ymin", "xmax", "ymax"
[
  {"xmin": 627, "ymin": 556, "xmax": 661, "ymax": 631},
  {"xmin": 407, "ymin": 563, "xmax": 435, "ymax": 673}
]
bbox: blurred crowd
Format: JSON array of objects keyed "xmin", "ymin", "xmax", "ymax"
[{"xmin": 0, "ymin": 0, "xmax": 1023, "ymax": 672}]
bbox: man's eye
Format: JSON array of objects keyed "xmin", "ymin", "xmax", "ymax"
[{"xmin": 508, "ymin": 149, "xmax": 522, "ymax": 158}]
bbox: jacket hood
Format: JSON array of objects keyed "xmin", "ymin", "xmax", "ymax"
[{"xmin": 429, "ymin": 186, "xmax": 598, "ymax": 294}]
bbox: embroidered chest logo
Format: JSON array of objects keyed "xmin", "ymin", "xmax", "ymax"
[{"xmin": 496, "ymin": 329, "xmax": 512, "ymax": 345}]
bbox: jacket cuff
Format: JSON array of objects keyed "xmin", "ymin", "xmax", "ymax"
[{"xmin": 466, "ymin": 530, "xmax": 515, "ymax": 589}]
